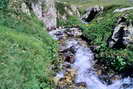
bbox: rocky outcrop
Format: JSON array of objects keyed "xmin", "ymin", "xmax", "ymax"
[
  {"xmin": 11, "ymin": 0, "xmax": 81, "ymax": 30},
  {"xmin": 25, "ymin": 0, "xmax": 80, "ymax": 30},
  {"xmin": 56, "ymin": 2, "xmax": 80, "ymax": 20},
  {"xmin": 32, "ymin": 0, "xmax": 57, "ymax": 30},
  {"xmin": 81, "ymin": 5, "xmax": 104, "ymax": 23},
  {"xmin": 108, "ymin": 16, "xmax": 133, "ymax": 48}
]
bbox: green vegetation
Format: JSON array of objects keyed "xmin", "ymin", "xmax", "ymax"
[
  {"xmin": 56, "ymin": 1, "xmax": 67, "ymax": 15},
  {"xmin": 57, "ymin": 4, "xmax": 133, "ymax": 73},
  {"xmin": 82, "ymin": 6, "xmax": 133, "ymax": 73},
  {"xmin": 0, "ymin": 6, "xmax": 58, "ymax": 89},
  {"xmin": 0, "ymin": 0, "xmax": 9, "ymax": 9},
  {"xmin": 0, "ymin": 0, "xmax": 133, "ymax": 88},
  {"xmin": 58, "ymin": 0, "xmax": 133, "ymax": 7},
  {"xmin": 57, "ymin": 16, "xmax": 81, "ymax": 27}
]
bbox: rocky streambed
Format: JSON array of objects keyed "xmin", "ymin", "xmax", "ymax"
[{"xmin": 49, "ymin": 27, "xmax": 133, "ymax": 89}]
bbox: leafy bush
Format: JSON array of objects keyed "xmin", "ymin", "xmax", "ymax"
[{"xmin": 0, "ymin": 10, "xmax": 58, "ymax": 89}]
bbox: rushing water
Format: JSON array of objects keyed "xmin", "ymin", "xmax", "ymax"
[
  {"xmin": 49, "ymin": 28, "xmax": 133, "ymax": 89},
  {"xmin": 71, "ymin": 40, "xmax": 133, "ymax": 89}
]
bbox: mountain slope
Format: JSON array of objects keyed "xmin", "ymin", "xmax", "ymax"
[{"xmin": 0, "ymin": 4, "xmax": 58, "ymax": 89}]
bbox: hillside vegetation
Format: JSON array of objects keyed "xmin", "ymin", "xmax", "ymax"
[
  {"xmin": 0, "ymin": 0, "xmax": 58, "ymax": 89},
  {"xmin": 58, "ymin": 0, "xmax": 133, "ymax": 8},
  {"xmin": 0, "ymin": 0, "xmax": 133, "ymax": 89}
]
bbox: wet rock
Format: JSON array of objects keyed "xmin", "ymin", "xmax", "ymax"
[
  {"xmin": 62, "ymin": 62, "xmax": 71, "ymax": 69},
  {"xmin": 80, "ymin": 35, "xmax": 92, "ymax": 43},
  {"xmin": 111, "ymin": 75, "xmax": 121, "ymax": 81},
  {"xmin": 81, "ymin": 5, "xmax": 104, "ymax": 23},
  {"xmin": 49, "ymin": 28, "xmax": 82, "ymax": 40},
  {"xmin": 65, "ymin": 56, "xmax": 74, "ymax": 64},
  {"xmin": 62, "ymin": 50, "xmax": 75, "ymax": 63},
  {"xmin": 121, "ymin": 78, "xmax": 133, "ymax": 89},
  {"xmin": 64, "ymin": 28, "xmax": 82, "ymax": 37},
  {"xmin": 54, "ymin": 71, "xmax": 65, "ymax": 85},
  {"xmin": 96, "ymin": 69, "xmax": 102, "ymax": 75},
  {"xmin": 57, "ymin": 69, "xmax": 76, "ymax": 88},
  {"xmin": 49, "ymin": 28, "xmax": 66, "ymax": 40},
  {"xmin": 108, "ymin": 16, "xmax": 133, "ymax": 49},
  {"xmin": 76, "ymin": 82, "xmax": 87, "ymax": 88},
  {"xmin": 59, "ymin": 40, "xmax": 79, "ymax": 53}
]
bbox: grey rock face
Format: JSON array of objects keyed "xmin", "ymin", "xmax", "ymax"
[
  {"xmin": 81, "ymin": 5, "xmax": 104, "ymax": 23},
  {"xmin": 21, "ymin": 0, "xmax": 81, "ymax": 30},
  {"xmin": 108, "ymin": 16, "xmax": 133, "ymax": 48},
  {"xmin": 32, "ymin": 0, "xmax": 57, "ymax": 30}
]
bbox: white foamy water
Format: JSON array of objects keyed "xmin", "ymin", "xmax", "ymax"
[
  {"xmin": 50, "ymin": 29, "xmax": 133, "ymax": 89},
  {"xmin": 72, "ymin": 46, "xmax": 107, "ymax": 89}
]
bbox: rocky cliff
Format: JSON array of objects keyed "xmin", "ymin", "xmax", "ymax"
[{"xmin": 32, "ymin": 0, "xmax": 57, "ymax": 30}]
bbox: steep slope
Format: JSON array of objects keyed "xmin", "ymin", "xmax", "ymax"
[{"xmin": 0, "ymin": 1, "xmax": 58, "ymax": 89}]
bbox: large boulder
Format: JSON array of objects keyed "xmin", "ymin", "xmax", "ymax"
[
  {"xmin": 81, "ymin": 5, "xmax": 104, "ymax": 23},
  {"xmin": 108, "ymin": 16, "xmax": 133, "ymax": 48}
]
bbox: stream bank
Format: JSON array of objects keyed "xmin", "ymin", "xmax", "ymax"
[
  {"xmin": 49, "ymin": 27, "xmax": 133, "ymax": 89},
  {"xmin": 39, "ymin": 2, "xmax": 133, "ymax": 88}
]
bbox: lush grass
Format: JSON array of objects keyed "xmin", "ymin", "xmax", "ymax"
[{"xmin": 0, "ymin": 9, "xmax": 58, "ymax": 89}]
